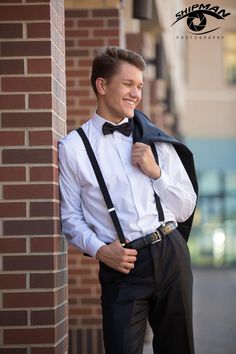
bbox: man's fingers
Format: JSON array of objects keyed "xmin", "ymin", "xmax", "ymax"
[
  {"xmin": 118, "ymin": 262, "xmax": 135, "ymax": 274},
  {"xmin": 126, "ymin": 255, "xmax": 137, "ymax": 263}
]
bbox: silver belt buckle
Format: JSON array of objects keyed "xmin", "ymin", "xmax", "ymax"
[{"xmin": 151, "ymin": 230, "xmax": 162, "ymax": 244}]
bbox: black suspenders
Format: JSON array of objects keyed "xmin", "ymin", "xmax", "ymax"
[{"xmin": 76, "ymin": 127, "xmax": 165, "ymax": 246}]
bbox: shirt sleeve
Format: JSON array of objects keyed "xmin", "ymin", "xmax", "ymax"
[
  {"xmin": 58, "ymin": 140, "xmax": 106, "ymax": 258},
  {"xmin": 152, "ymin": 142, "xmax": 197, "ymax": 222}
]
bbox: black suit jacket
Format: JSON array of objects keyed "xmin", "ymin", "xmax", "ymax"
[{"xmin": 133, "ymin": 109, "xmax": 198, "ymax": 242}]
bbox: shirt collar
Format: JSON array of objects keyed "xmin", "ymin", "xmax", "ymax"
[{"xmin": 91, "ymin": 111, "xmax": 129, "ymax": 133}]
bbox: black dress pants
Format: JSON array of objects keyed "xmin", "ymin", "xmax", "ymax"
[{"xmin": 98, "ymin": 230, "xmax": 195, "ymax": 354}]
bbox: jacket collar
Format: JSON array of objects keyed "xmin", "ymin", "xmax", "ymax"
[{"xmin": 133, "ymin": 109, "xmax": 180, "ymax": 145}]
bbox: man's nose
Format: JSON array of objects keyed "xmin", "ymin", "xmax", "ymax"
[{"xmin": 130, "ymin": 87, "xmax": 140, "ymax": 98}]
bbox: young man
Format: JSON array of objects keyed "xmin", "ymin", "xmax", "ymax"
[{"xmin": 59, "ymin": 47, "xmax": 197, "ymax": 354}]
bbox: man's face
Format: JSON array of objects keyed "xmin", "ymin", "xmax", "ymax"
[{"xmin": 97, "ymin": 62, "xmax": 143, "ymax": 123}]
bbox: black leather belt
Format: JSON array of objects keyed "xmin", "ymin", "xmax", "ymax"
[{"xmin": 123, "ymin": 221, "xmax": 177, "ymax": 250}]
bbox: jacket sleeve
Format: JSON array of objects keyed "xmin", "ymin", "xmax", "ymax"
[{"xmin": 151, "ymin": 142, "xmax": 197, "ymax": 222}]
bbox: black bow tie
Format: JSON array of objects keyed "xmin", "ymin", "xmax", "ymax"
[{"xmin": 102, "ymin": 120, "xmax": 133, "ymax": 137}]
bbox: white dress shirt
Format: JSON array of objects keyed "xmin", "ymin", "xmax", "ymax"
[{"xmin": 59, "ymin": 112, "xmax": 197, "ymax": 257}]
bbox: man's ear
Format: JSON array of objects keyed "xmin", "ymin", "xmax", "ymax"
[{"xmin": 96, "ymin": 78, "xmax": 106, "ymax": 96}]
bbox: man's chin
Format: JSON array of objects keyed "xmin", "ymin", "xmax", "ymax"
[{"xmin": 125, "ymin": 108, "xmax": 135, "ymax": 118}]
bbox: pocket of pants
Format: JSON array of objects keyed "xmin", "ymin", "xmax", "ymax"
[
  {"xmin": 171, "ymin": 229, "xmax": 191, "ymax": 262},
  {"xmin": 98, "ymin": 262, "xmax": 129, "ymax": 287}
]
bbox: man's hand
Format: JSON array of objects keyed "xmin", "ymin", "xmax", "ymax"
[
  {"xmin": 132, "ymin": 142, "xmax": 161, "ymax": 179},
  {"xmin": 96, "ymin": 239, "xmax": 137, "ymax": 274}
]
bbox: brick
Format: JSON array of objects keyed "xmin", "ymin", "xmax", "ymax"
[
  {"xmin": 3, "ymin": 256, "xmax": 54, "ymax": 272},
  {"xmin": 108, "ymin": 19, "xmax": 119, "ymax": 27},
  {"xmin": 92, "ymin": 9, "xmax": 119, "ymax": 17},
  {"xmin": 66, "ymin": 49, "xmax": 89, "ymax": 57},
  {"xmin": 66, "ymin": 10, "xmax": 89, "ymax": 18},
  {"xmin": 0, "ymin": 349, "xmax": 27, "ymax": 354},
  {"xmin": 0, "ymin": 238, "xmax": 26, "ymax": 253},
  {"xmin": 31, "ymin": 339, "xmax": 68, "ymax": 354},
  {"xmin": 2, "ymin": 112, "xmax": 52, "ymax": 128},
  {"xmin": 77, "ymin": 19, "xmax": 104, "ymax": 27},
  {"xmin": 31, "ymin": 308, "xmax": 55, "ymax": 325},
  {"xmin": 0, "ymin": 131, "xmax": 25, "ymax": 146},
  {"xmin": 30, "ymin": 201, "xmax": 59, "ymax": 216},
  {"xmin": 3, "ymin": 219, "xmax": 58, "ymax": 236},
  {"xmin": 65, "ymin": 18, "xmax": 74, "ymax": 27},
  {"xmin": 0, "ymin": 167, "xmax": 26, "ymax": 182},
  {"xmin": 93, "ymin": 29, "xmax": 119, "ymax": 37},
  {"xmin": 65, "ymin": 39, "xmax": 74, "ymax": 48},
  {"xmin": 0, "ymin": 202, "xmax": 26, "ymax": 217},
  {"xmin": 79, "ymin": 59, "xmax": 92, "ymax": 66},
  {"xmin": 27, "ymin": 22, "xmax": 50, "ymax": 38},
  {"xmin": 31, "ymin": 349, "xmax": 55, "ymax": 354},
  {"xmin": 31, "ymin": 303, "xmax": 67, "ymax": 325},
  {"xmin": 79, "ymin": 98, "xmax": 96, "ymax": 106},
  {"xmin": 0, "ymin": 59, "xmax": 24, "ymax": 74},
  {"xmin": 82, "ymin": 318, "xmax": 102, "ymax": 326},
  {"xmin": 67, "ymin": 89, "xmax": 89, "ymax": 97},
  {"xmin": 3, "ymin": 184, "xmax": 55, "ymax": 199},
  {"xmin": 0, "ymin": 5, "xmax": 50, "ymax": 21},
  {"xmin": 55, "ymin": 287, "xmax": 67, "ymax": 306},
  {"xmin": 30, "ymin": 270, "xmax": 67, "ymax": 289},
  {"xmin": 54, "ymin": 254, "xmax": 67, "ymax": 272},
  {"xmin": 2, "ymin": 149, "xmax": 53, "ymax": 164},
  {"xmin": 0, "ymin": 311, "xmax": 27, "ymax": 326},
  {"xmin": 0, "ymin": 274, "xmax": 26, "ymax": 289},
  {"xmin": 55, "ymin": 319, "xmax": 68, "ymax": 342},
  {"xmin": 29, "ymin": 130, "xmax": 53, "ymax": 145},
  {"xmin": 3, "ymin": 328, "xmax": 54, "ymax": 345},
  {"xmin": 65, "ymin": 30, "xmax": 89, "ymax": 38},
  {"xmin": 27, "ymin": 58, "xmax": 51, "ymax": 74},
  {"xmin": 29, "ymin": 94, "xmax": 52, "ymax": 109},
  {"xmin": 0, "ymin": 23, "xmax": 23, "ymax": 38},
  {"xmin": 65, "ymin": 59, "xmax": 74, "ymax": 67},
  {"xmin": 0, "ymin": 94, "xmax": 25, "ymax": 109},
  {"xmin": 30, "ymin": 273, "xmax": 54, "ymax": 289},
  {"xmin": 2, "ymin": 77, "xmax": 51, "ymax": 92},
  {"xmin": 69, "ymin": 307, "xmax": 92, "ymax": 316},
  {"xmin": 107, "ymin": 38, "xmax": 119, "ymax": 46},
  {"xmin": 81, "ymin": 277, "xmax": 98, "ymax": 285},
  {"xmin": 30, "ymin": 166, "xmax": 57, "ymax": 182},
  {"xmin": 78, "ymin": 39, "xmax": 104, "ymax": 47},
  {"xmin": 1, "ymin": 41, "xmax": 51, "ymax": 57},
  {"xmin": 67, "ymin": 69, "xmax": 89, "ymax": 77},
  {"xmin": 78, "ymin": 79, "xmax": 90, "ymax": 86},
  {"xmin": 31, "ymin": 236, "xmax": 58, "ymax": 252}
]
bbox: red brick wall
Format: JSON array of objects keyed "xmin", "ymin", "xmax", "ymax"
[
  {"xmin": 65, "ymin": 7, "xmax": 121, "ymax": 353},
  {"xmin": 65, "ymin": 8, "xmax": 120, "ymax": 132},
  {"xmin": 0, "ymin": 1, "xmax": 68, "ymax": 353}
]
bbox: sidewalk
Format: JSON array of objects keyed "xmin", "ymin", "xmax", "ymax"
[
  {"xmin": 143, "ymin": 268, "xmax": 236, "ymax": 354},
  {"xmin": 193, "ymin": 268, "xmax": 236, "ymax": 354}
]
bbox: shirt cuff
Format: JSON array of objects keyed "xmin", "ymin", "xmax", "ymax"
[
  {"xmin": 87, "ymin": 237, "xmax": 106, "ymax": 258},
  {"xmin": 151, "ymin": 170, "xmax": 171, "ymax": 192}
]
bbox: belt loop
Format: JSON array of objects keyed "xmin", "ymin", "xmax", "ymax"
[
  {"xmin": 158, "ymin": 224, "xmax": 165, "ymax": 238},
  {"xmin": 142, "ymin": 236, "xmax": 149, "ymax": 246}
]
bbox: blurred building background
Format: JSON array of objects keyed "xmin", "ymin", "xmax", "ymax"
[
  {"xmin": 181, "ymin": 0, "xmax": 236, "ymax": 268},
  {"xmin": 0, "ymin": 0, "xmax": 235, "ymax": 353}
]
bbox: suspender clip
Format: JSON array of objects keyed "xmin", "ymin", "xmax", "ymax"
[{"xmin": 108, "ymin": 207, "xmax": 115, "ymax": 213}]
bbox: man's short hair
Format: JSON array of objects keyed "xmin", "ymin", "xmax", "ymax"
[{"xmin": 91, "ymin": 46, "xmax": 146, "ymax": 95}]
